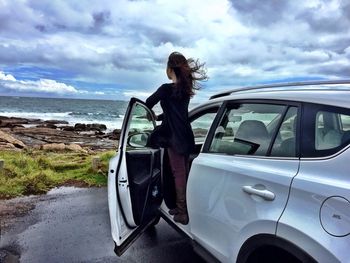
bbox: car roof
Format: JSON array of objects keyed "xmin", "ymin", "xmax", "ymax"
[{"xmin": 206, "ymin": 80, "xmax": 350, "ymax": 109}]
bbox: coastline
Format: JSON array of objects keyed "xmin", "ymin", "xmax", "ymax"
[
  {"xmin": 0, "ymin": 115, "xmax": 120, "ymax": 151},
  {"xmin": 0, "ymin": 115, "xmax": 119, "ymax": 200}
]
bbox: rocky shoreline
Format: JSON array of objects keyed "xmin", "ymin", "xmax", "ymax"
[{"xmin": 0, "ymin": 116, "xmax": 120, "ymax": 151}]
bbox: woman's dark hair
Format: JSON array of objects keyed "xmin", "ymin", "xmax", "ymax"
[{"xmin": 167, "ymin": 51, "xmax": 208, "ymax": 98}]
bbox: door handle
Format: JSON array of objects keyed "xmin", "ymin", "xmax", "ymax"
[{"xmin": 242, "ymin": 185, "xmax": 275, "ymax": 201}]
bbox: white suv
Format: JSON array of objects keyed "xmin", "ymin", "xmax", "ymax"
[{"xmin": 108, "ymin": 80, "xmax": 350, "ymax": 263}]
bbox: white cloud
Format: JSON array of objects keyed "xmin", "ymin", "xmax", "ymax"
[
  {"xmin": 0, "ymin": 71, "xmax": 16, "ymax": 81},
  {"xmin": 0, "ymin": 0, "xmax": 349, "ymax": 101},
  {"xmin": 123, "ymin": 90, "xmax": 152, "ymax": 100},
  {"xmin": 0, "ymin": 71, "xmax": 78, "ymax": 94}
]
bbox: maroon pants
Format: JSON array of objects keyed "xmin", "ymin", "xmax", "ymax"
[{"xmin": 167, "ymin": 148, "xmax": 189, "ymax": 188}]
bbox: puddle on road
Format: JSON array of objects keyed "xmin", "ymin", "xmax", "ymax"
[{"xmin": 47, "ymin": 186, "xmax": 87, "ymax": 195}]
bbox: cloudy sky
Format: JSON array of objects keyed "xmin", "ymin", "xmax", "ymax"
[{"xmin": 0, "ymin": 0, "xmax": 349, "ymax": 102}]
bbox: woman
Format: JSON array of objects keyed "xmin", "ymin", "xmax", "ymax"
[{"xmin": 146, "ymin": 52, "xmax": 207, "ymax": 225}]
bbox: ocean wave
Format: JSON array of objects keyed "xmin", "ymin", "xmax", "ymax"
[
  {"xmin": 0, "ymin": 111, "xmax": 124, "ymax": 131},
  {"xmin": 68, "ymin": 111, "xmax": 122, "ymax": 118},
  {"xmin": 0, "ymin": 111, "xmax": 73, "ymax": 119}
]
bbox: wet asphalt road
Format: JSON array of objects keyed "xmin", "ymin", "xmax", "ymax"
[{"xmin": 0, "ymin": 187, "xmax": 205, "ymax": 263}]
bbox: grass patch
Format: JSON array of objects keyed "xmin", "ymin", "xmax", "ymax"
[{"xmin": 0, "ymin": 149, "xmax": 116, "ymax": 199}]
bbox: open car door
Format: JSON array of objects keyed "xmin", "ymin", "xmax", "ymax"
[{"xmin": 108, "ymin": 98, "xmax": 163, "ymax": 256}]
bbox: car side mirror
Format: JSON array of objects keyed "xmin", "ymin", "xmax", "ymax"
[{"xmin": 127, "ymin": 132, "xmax": 150, "ymax": 148}]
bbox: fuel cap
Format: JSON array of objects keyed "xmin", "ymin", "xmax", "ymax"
[{"xmin": 320, "ymin": 196, "xmax": 350, "ymax": 237}]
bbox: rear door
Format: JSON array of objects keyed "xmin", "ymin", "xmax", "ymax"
[
  {"xmin": 187, "ymin": 101, "xmax": 301, "ymax": 261},
  {"xmin": 108, "ymin": 98, "xmax": 163, "ymax": 256}
]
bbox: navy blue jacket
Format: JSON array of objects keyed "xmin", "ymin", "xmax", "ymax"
[{"xmin": 146, "ymin": 83, "xmax": 195, "ymax": 155}]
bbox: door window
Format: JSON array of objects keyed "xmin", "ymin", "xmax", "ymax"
[
  {"xmin": 191, "ymin": 108, "xmax": 218, "ymax": 144},
  {"xmin": 208, "ymin": 103, "xmax": 286, "ymax": 156},
  {"xmin": 127, "ymin": 104, "xmax": 155, "ymax": 148}
]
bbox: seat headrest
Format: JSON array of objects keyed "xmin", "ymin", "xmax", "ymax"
[{"xmin": 235, "ymin": 120, "xmax": 268, "ymax": 142}]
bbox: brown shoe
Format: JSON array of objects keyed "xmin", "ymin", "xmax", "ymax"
[
  {"xmin": 168, "ymin": 208, "xmax": 178, "ymax": 215},
  {"xmin": 173, "ymin": 187, "xmax": 189, "ymax": 225},
  {"xmin": 174, "ymin": 213, "xmax": 189, "ymax": 225}
]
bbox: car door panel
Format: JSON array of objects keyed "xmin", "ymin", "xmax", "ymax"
[
  {"xmin": 108, "ymin": 98, "xmax": 163, "ymax": 256},
  {"xmin": 187, "ymin": 102, "xmax": 301, "ymax": 262},
  {"xmin": 187, "ymin": 154, "xmax": 299, "ymax": 262},
  {"xmin": 125, "ymin": 149, "xmax": 162, "ymax": 226}
]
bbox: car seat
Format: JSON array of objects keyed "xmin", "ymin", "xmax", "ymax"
[{"xmin": 235, "ymin": 120, "xmax": 269, "ymax": 155}]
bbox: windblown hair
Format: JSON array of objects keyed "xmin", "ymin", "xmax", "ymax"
[{"xmin": 167, "ymin": 51, "xmax": 208, "ymax": 98}]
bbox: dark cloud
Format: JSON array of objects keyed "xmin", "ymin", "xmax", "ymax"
[
  {"xmin": 311, "ymin": 63, "xmax": 350, "ymax": 78},
  {"xmin": 229, "ymin": 0, "xmax": 289, "ymax": 26},
  {"xmin": 91, "ymin": 11, "xmax": 111, "ymax": 31},
  {"xmin": 295, "ymin": 1, "xmax": 350, "ymax": 34},
  {"xmin": 93, "ymin": 11, "xmax": 110, "ymax": 26},
  {"xmin": 342, "ymin": 2, "xmax": 350, "ymax": 20},
  {"xmin": 297, "ymin": 10, "xmax": 348, "ymax": 33},
  {"xmin": 0, "ymin": 0, "xmax": 350, "ymax": 100},
  {"xmin": 319, "ymin": 37, "xmax": 350, "ymax": 55},
  {"xmin": 129, "ymin": 23, "xmax": 183, "ymax": 46},
  {"xmin": 35, "ymin": 24, "xmax": 46, "ymax": 32}
]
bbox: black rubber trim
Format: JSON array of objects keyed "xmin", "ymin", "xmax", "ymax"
[
  {"xmin": 160, "ymin": 214, "xmax": 220, "ymax": 262},
  {"xmin": 236, "ymin": 234, "xmax": 317, "ymax": 263},
  {"xmin": 202, "ymin": 101, "xmax": 228, "ymax": 152},
  {"xmin": 159, "ymin": 213, "xmax": 192, "ymax": 239},
  {"xmin": 266, "ymin": 106, "xmax": 288, "ymax": 156},
  {"xmin": 114, "ymin": 216, "xmax": 160, "ymax": 256},
  {"xmin": 192, "ymin": 241, "xmax": 220, "ymax": 263}
]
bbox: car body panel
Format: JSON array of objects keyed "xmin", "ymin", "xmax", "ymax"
[
  {"xmin": 187, "ymin": 153, "xmax": 299, "ymax": 262},
  {"xmin": 277, "ymin": 146, "xmax": 350, "ymax": 263},
  {"xmin": 108, "ymin": 81, "xmax": 350, "ymax": 262}
]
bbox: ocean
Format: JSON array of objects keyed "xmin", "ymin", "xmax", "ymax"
[{"xmin": 0, "ymin": 96, "xmax": 131, "ymax": 131}]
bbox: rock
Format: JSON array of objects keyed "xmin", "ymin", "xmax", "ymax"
[
  {"xmin": 36, "ymin": 123, "xmax": 57, "ymax": 129},
  {"xmin": 105, "ymin": 129, "xmax": 121, "ymax": 140},
  {"xmin": 3, "ymin": 124, "xmax": 116, "ymax": 151},
  {"xmin": 86, "ymin": 123, "xmax": 107, "ymax": 132},
  {"xmin": 74, "ymin": 123, "xmax": 86, "ymax": 131},
  {"xmin": 0, "ymin": 130, "xmax": 26, "ymax": 149},
  {"xmin": 0, "ymin": 116, "xmax": 43, "ymax": 128},
  {"xmin": 95, "ymin": 130, "xmax": 105, "ymax": 136},
  {"xmin": 66, "ymin": 144, "xmax": 87, "ymax": 153},
  {"xmin": 42, "ymin": 143, "xmax": 66, "ymax": 151},
  {"xmin": 60, "ymin": 126, "xmax": 75, "ymax": 131},
  {"xmin": 92, "ymin": 157, "xmax": 101, "ymax": 171},
  {"xmin": 44, "ymin": 120, "xmax": 69, "ymax": 125},
  {"xmin": 41, "ymin": 143, "xmax": 87, "ymax": 153},
  {"xmin": 75, "ymin": 123, "xmax": 107, "ymax": 132},
  {"xmin": 79, "ymin": 131, "xmax": 96, "ymax": 136},
  {"xmin": 0, "ymin": 142, "xmax": 21, "ymax": 150}
]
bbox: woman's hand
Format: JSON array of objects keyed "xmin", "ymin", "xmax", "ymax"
[{"xmin": 146, "ymin": 110, "xmax": 156, "ymax": 122}]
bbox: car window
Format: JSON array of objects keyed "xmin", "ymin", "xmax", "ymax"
[
  {"xmin": 315, "ymin": 111, "xmax": 350, "ymax": 150},
  {"xmin": 270, "ymin": 107, "xmax": 298, "ymax": 157},
  {"xmin": 302, "ymin": 104, "xmax": 350, "ymax": 158},
  {"xmin": 191, "ymin": 108, "xmax": 218, "ymax": 144},
  {"xmin": 208, "ymin": 103, "xmax": 286, "ymax": 156},
  {"xmin": 127, "ymin": 103, "xmax": 154, "ymax": 148}
]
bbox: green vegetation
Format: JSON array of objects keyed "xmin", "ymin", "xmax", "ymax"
[{"xmin": 0, "ymin": 149, "xmax": 116, "ymax": 199}]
